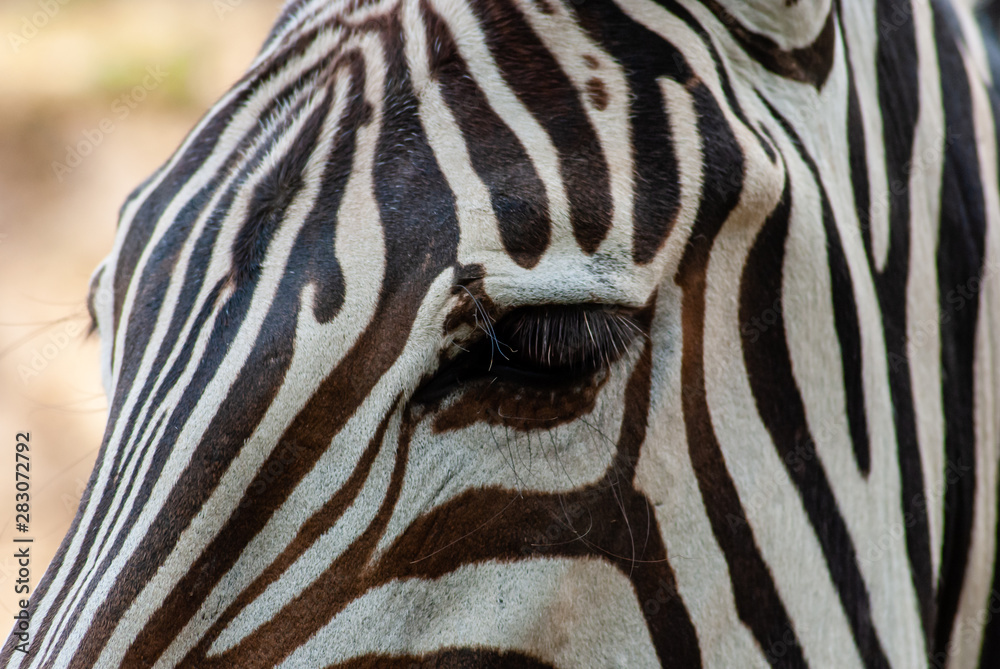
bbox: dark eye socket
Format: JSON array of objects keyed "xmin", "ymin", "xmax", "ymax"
[{"xmin": 413, "ymin": 304, "xmax": 642, "ymax": 403}]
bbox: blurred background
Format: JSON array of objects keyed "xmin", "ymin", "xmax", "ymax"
[{"xmin": 0, "ymin": 0, "xmax": 283, "ymax": 620}]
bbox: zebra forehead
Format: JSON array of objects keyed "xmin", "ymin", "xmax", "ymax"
[
  {"xmin": 98, "ymin": 0, "xmax": 802, "ymax": 358},
  {"xmin": 238, "ymin": 0, "xmax": 711, "ymax": 300}
]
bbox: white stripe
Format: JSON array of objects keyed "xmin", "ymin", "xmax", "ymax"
[
  {"xmin": 637, "ymin": 284, "xmax": 769, "ymax": 669},
  {"xmin": 427, "ymin": 0, "xmax": 570, "ymax": 240},
  {"xmin": 654, "ymin": 78, "xmax": 705, "ymax": 283},
  {"xmin": 154, "ymin": 40, "xmax": 398, "ymax": 660},
  {"xmin": 208, "ymin": 409, "xmax": 404, "ymax": 656},
  {"xmin": 839, "ymin": 0, "xmax": 892, "ymax": 273},
  {"xmin": 952, "ymin": 0, "xmax": 993, "ymax": 86},
  {"xmin": 109, "ymin": 29, "xmax": 345, "ymax": 395},
  {"xmin": 191, "ymin": 268, "xmax": 456, "ymax": 663},
  {"xmin": 908, "ymin": 0, "xmax": 947, "ymax": 581},
  {"xmin": 279, "ymin": 559, "xmax": 660, "ymax": 668},
  {"xmin": 748, "ymin": 26, "xmax": 928, "ymax": 666},
  {"xmin": 400, "ymin": 0, "xmax": 507, "ymax": 272},
  {"xmin": 513, "ymin": 0, "xmax": 636, "ymax": 261},
  {"xmin": 373, "ymin": 350, "xmax": 635, "ymax": 560}
]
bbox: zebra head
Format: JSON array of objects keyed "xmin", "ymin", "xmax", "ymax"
[{"xmin": 7, "ymin": 0, "xmax": 1000, "ymax": 667}]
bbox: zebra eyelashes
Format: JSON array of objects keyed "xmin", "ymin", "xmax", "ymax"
[
  {"xmin": 494, "ymin": 304, "xmax": 642, "ymax": 373},
  {"xmin": 414, "ymin": 304, "xmax": 643, "ymax": 403}
]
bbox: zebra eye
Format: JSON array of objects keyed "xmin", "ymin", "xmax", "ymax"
[{"xmin": 414, "ymin": 304, "xmax": 642, "ymax": 403}]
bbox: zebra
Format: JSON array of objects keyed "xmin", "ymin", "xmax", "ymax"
[{"xmin": 5, "ymin": 0, "xmax": 1000, "ymax": 665}]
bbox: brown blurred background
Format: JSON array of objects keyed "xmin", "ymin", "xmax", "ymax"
[{"xmin": 0, "ymin": 0, "xmax": 283, "ymax": 620}]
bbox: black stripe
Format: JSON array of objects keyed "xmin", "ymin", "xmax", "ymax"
[
  {"xmin": 763, "ymin": 85, "xmax": 873, "ymax": 477},
  {"xmin": 373, "ymin": 22, "xmax": 461, "ymax": 298},
  {"xmin": 109, "ymin": 53, "xmax": 333, "ymax": 418},
  {"xmin": 976, "ymin": 1, "xmax": 1000, "ymax": 86},
  {"xmin": 839, "ymin": 5, "xmax": 874, "ymax": 313},
  {"xmin": 422, "ymin": 1, "xmax": 551, "ymax": 268},
  {"xmin": 848, "ymin": 82, "xmax": 874, "ymax": 263},
  {"xmin": 739, "ymin": 176, "xmax": 890, "ymax": 668},
  {"xmin": 931, "ymin": 0, "xmax": 989, "ymax": 660},
  {"xmin": 101, "ymin": 53, "xmax": 336, "ymax": 520},
  {"xmin": 826, "ymin": 179, "xmax": 873, "ymax": 478},
  {"xmin": 372, "ymin": 322, "xmax": 703, "ymax": 667},
  {"xmin": 673, "ymin": 79, "xmax": 808, "ymax": 667},
  {"xmin": 978, "ymin": 31, "xmax": 1000, "ymax": 665},
  {"xmin": 168, "ymin": 25, "xmax": 462, "ymax": 656},
  {"xmin": 328, "ymin": 649, "xmax": 556, "ymax": 668},
  {"xmin": 121, "ymin": 56, "xmax": 365, "ymax": 663},
  {"xmin": 573, "ymin": 0, "xmax": 685, "ymax": 264},
  {"xmin": 469, "ymin": 0, "xmax": 613, "ymax": 254},
  {"xmin": 761, "ymin": 97, "xmax": 875, "ymax": 503},
  {"xmin": 871, "ymin": 0, "xmax": 937, "ymax": 644}
]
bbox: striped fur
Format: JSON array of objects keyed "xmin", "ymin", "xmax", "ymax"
[{"xmin": 5, "ymin": 0, "xmax": 1000, "ymax": 666}]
